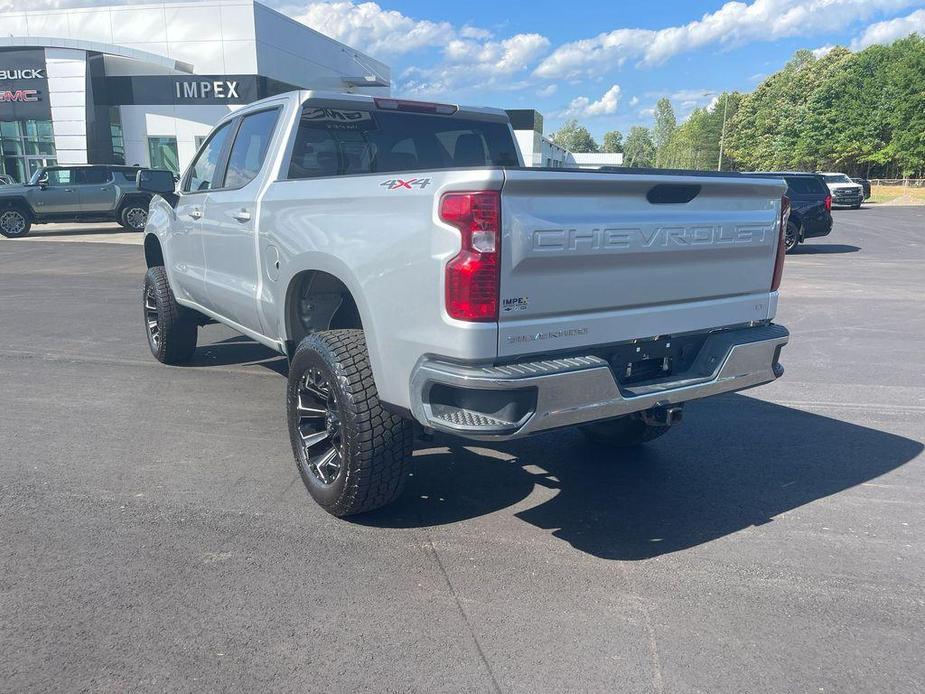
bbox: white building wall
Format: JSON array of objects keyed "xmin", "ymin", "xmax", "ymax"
[
  {"xmin": 569, "ymin": 152, "xmax": 624, "ymax": 169},
  {"xmin": 513, "ymin": 130, "xmax": 539, "ymax": 167},
  {"xmin": 120, "ymin": 104, "xmax": 239, "ymax": 168},
  {"xmin": 541, "ymin": 137, "xmax": 569, "ymax": 167},
  {"xmin": 1, "ymin": 0, "xmax": 392, "ymax": 173},
  {"xmin": 44, "ymin": 48, "xmax": 88, "ymax": 164}
]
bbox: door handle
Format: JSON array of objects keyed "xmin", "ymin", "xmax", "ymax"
[
  {"xmin": 233, "ymin": 209, "xmax": 251, "ymax": 223},
  {"xmin": 189, "ymin": 209, "xmax": 202, "ymax": 220}
]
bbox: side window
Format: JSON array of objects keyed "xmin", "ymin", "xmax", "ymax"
[
  {"xmin": 46, "ymin": 168, "xmax": 75, "ymax": 186},
  {"xmin": 77, "ymin": 168, "xmax": 111, "ymax": 185},
  {"xmin": 223, "ymin": 109, "xmax": 280, "ymax": 189},
  {"xmin": 183, "ymin": 122, "xmax": 232, "ymax": 193}
]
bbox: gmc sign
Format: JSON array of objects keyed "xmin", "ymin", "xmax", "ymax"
[{"xmin": 0, "ymin": 89, "xmax": 39, "ymax": 102}]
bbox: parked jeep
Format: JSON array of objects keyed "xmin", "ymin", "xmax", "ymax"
[{"xmin": 0, "ymin": 164, "xmax": 157, "ymax": 238}]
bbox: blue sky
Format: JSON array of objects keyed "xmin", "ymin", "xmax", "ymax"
[{"xmin": 281, "ymin": 0, "xmax": 925, "ymax": 141}]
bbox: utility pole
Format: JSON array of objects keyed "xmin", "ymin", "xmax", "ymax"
[{"xmin": 717, "ymin": 93, "xmax": 729, "ymax": 172}]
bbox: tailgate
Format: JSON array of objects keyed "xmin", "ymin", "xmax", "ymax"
[{"xmin": 497, "ymin": 169, "xmax": 787, "ymax": 357}]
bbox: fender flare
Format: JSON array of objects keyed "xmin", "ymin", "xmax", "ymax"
[{"xmin": 0, "ymin": 196, "xmax": 35, "ymax": 219}]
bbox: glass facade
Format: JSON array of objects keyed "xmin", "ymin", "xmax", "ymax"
[
  {"xmin": 109, "ymin": 107, "xmax": 125, "ymax": 164},
  {"xmin": 0, "ymin": 120, "xmax": 57, "ymax": 183},
  {"xmin": 147, "ymin": 136, "xmax": 179, "ymax": 173}
]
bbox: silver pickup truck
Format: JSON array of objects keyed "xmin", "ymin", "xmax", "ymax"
[{"xmin": 139, "ymin": 90, "xmax": 791, "ymax": 517}]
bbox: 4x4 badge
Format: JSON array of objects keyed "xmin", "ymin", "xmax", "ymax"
[{"xmin": 380, "ymin": 178, "xmax": 431, "ymax": 190}]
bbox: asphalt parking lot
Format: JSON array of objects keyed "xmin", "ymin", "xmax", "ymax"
[{"xmin": 1, "ymin": 207, "xmax": 923, "ymax": 692}]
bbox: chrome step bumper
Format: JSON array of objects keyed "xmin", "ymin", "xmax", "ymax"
[{"xmin": 409, "ymin": 324, "xmax": 789, "ymax": 440}]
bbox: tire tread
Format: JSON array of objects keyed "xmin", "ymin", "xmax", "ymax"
[{"xmin": 289, "ymin": 330, "xmax": 413, "ymax": 516}]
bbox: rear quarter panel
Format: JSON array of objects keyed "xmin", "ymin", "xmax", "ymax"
[{"xmin": 259, "ymin": 169, "xmax": 505, "ymax": 410}]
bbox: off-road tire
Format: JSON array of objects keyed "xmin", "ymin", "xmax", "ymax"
[
  {"xmin": 143, "ymin": 266, "xmax": 197, "ymax": 364},
  {"xmin": 579, "ymin": 415, "xmax": 671, "ymax": 447},
  {"xmin": 120, "ymin": 201, "xmax": 149, "ymax": 232},
  {"xmin": 784, "ymin": 220, "xmax": 799, "ymax": 253},
  {"xmin": 0, "ymin": 206, "xmax": 32, "ymax": 238},
  {"xmin": 287, "ymin": 330, "xmax": 414, "ymax": 517}
]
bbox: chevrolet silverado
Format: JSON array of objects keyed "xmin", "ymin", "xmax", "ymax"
[{"xmin": 139, "ymin": 90, "xmax": 791, "ymax": 516}]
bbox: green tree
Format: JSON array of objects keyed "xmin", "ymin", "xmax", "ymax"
[
  {"xmin": 663, "ymin": 92, "xmax": 741, "ymax": 170},
  {"xmin": 653, "ymin": 97, "xmax": 677, "ymax": 167},
  {"xmin": 601, "ymin": 130, "xmax": 624, "ymax": 153},
  {"xmin": 623, "ymin": 127, "xmax": 657, "ymax": 167},
  {"xmin": 550, "ymin": 119, "xmax": 599, "ymax": 153}
]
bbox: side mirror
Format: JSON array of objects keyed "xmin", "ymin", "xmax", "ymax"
[
  {"xmin": 137, "ymin": 169, "xmax": 176, "ymax": 195},
  {"xmin": 38, "ymin": 174, "xmax": 48, "ymax": 189}
]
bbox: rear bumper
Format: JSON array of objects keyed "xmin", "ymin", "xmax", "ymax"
[{"xmin": 410, "ymin": 324, "xmax": 789, "ymax": 440}]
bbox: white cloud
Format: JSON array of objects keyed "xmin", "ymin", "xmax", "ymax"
[
  {"xmin": 629, "ymin": 96, "xmax": 640, "ymax": 106},
  {"xmin": 537, "ymin": 84, "xmax": 558, "ymax": 98},
  {"xmin": 560, "ymin": 84, "xmax": 621, "ymax": 118},
  {"xmin": 290, "ymin": 1, "xmax": 454, "ymax": 56},
  {"xmin": 444, "ymin": 34, "xmax": 550, "ymax": 74},
  {"xmin": 535, "ymin": 0, "xmax": 920, "ymax": 79},
  {"xmin": 811, "ymin": 44, "xmax": 836, "ymax": 58},
  {"xmin": 851, "ymin": 8, "xmax": 925, "ymax": 49},
  {"xmin": 290, "ymin": 2, "xmax": 551, "ymax": 96},
  {"xmin": 459, "ymin": 25, "xmax": 494, "ymax": 40}
]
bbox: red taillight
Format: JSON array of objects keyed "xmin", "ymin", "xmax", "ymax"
[
  {"xmin": 824, "ymin": 194, "xmax": 832, "ymax": 212},
  {"xmin": 771, "ymin": 195, "xmax": 790, "ymax": 292},
  {"xmin": 440, "ymin": 191, "xmax": 500, "ymax": 322}
]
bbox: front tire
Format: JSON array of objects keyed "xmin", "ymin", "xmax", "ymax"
[
  {"xmin": 287, "ymin": 330, "xmax": 413, "ymax": 517},
  {"xmin": 0, "ymin": 207, "xmax": 32, "ymax": 238},
  {"xmin": 580, "ymin": 415, "xmax": 671, "ymax": 447},
  {"xmin": 120, "ymin": 202, "xmax": 149, "ymax": 232},
  {"xmin": 143, "ymin": 266, "xmax": 197, "ymax": 364}
]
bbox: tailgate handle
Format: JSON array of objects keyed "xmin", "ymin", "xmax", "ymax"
[{"xmin": 646, "ymin": 184, "xmax": 701, "ymax": 204}]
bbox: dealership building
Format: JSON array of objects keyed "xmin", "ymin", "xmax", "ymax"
[{"xmin": 0, "ymin": 0, "xmax": 389, "ymax": 182}]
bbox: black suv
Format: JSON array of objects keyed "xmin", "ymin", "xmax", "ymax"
[
  {"xmin": 747, "ymin": 172, "xmax": 832, "ymax": 252},
  {"xmin": 0, "ymin": 165, "xmax": 157, "ymax": 238}
]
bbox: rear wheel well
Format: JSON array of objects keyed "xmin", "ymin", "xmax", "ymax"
[
  {"xmin": 286, "ymin": 271, "xmax": 362, "ymax": 352},
  {"xmin": 144, "ymin": 234, "xmax": 164, "ymax": 268}
]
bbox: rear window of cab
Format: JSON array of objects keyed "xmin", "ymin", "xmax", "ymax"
[{"xmin": 287, "ymin": 107, "xmax": 519, "ymax": 179}]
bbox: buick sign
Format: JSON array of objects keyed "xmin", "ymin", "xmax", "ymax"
[{"xmin": 0, "ymin": 68, "xmax": 45, "ymax": 80}]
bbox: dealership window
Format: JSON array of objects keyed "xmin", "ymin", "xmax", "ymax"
[
  {"xmin": 147, "ymin": 136, "xmax": 179, "ymax": 173},
  {"xmin": 109, "ymin": 108, "xmax": 125, "ymax": 165},
  {"xmin": 0, "ymin": 119, "xmax": 56, "ymax": 183}
]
